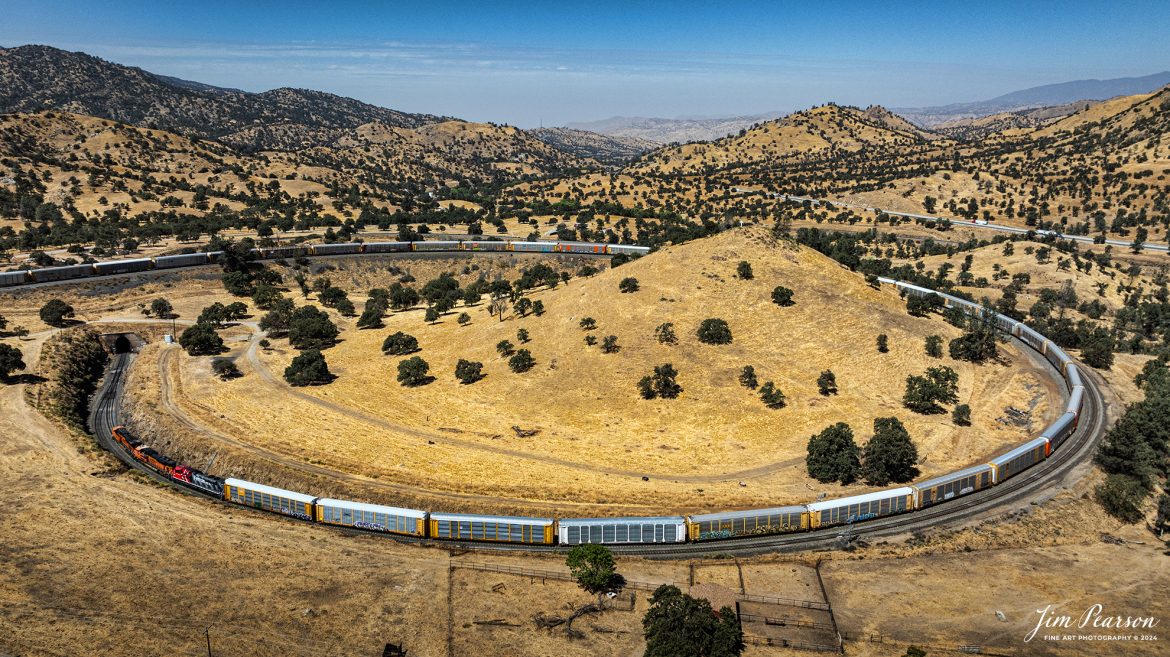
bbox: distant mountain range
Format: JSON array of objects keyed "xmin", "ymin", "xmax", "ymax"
[
  {"xmin": 893, "ymin": 71, "xmax": 1170, "ymax": 127},
  {"xmin": 0, "ymin": 44, "xmax": 451, "ymax": 152},
  {"xmin": 565, "ymin": 72, "xmax": 1170, "ymax": 143},
  {"xmin": 566, "ymin": 113, "xmax": 786, "ymax": 146}
]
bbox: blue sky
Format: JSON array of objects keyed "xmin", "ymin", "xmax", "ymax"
[{"xmin": 1, "ymin": 1, "xmax": 1167, "ymax": 126}]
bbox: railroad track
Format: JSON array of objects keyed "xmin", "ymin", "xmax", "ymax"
[{"xmin": 85, "ymin": 330, "xmax": 1110, "ymax": 559}]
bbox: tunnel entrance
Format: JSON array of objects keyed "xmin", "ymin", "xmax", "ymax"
[{"xmin": 97, "ymin": 332, "xmax": 145, "ymax": 354}]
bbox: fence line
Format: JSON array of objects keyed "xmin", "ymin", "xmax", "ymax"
[
  {"xmin": 743, "ymin": 633, "xmax": 842, "ymax": 653},
  {"xmin": 737, "ymin": 612, "xmax": 835, "ymax": 632},
  {"xmin": 456, "ymin": 561, "xmax": 831, "ymax": 609}
]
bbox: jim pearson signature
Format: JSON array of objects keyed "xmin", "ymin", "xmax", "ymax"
[{"xmin": 1025, "ymin": 604, "xmax": 1159, "ymax": 642}]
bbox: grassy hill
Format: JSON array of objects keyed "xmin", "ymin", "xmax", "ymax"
[{"xmin": 172, "ymin": 227, "xmax": 1053, "ymax": 513}]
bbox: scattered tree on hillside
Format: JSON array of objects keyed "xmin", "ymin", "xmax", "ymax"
[
  {"xmin": 424, "ymin": 306, "xmax": 440, "ymax": 324},
  {"xmin": 876, "ymin": 334, "xmax": 889, "ymax": 353},
  {"xmin": 580, "ymin": 317, "xmax": 597, "ymax": 330},
  {"xmin": 284, "ymin": 349, "xmax": 332, "ymax": 386},
  {"xmin": 508, "ymin": 348, "xmax": 535, "ymax": 373},
  {"xmin": 455, "ymin": 359, "xmax": 484, "ymax": 384},
  {"xmin": 397, "ymin": 356, "xmax": 431, "ymax": 386},
  {"xmin": 952, "ymin": 403, "xmax": 972, "ymax": 426},
  {"xmin": 759, "ymin": 381, "xmax": 786, "ymax": 409},
  {"xmin": 517, "ymin": 328, "xmax": 530, "ymax": 344},
  {"xmin": 739, "ymin": 365, "xmax": 758, "ymax": 389},
  {"xmin": 736, "ymin": 261, "xmax": 753, "ymax": 280},
  {"xmin": 533, "ymin": 300, "xmax": 545, "ymax": 316},
  {"xmin": 906, "ymin": 293, "xmax": 944, "ymax": 317},
  {"xmin": 514, "ymin": 297, "xmax": 533, "ymax": 317},
  {"xmin": 584, "ymin": 334, "xmax": 598, "ymax": 346},
  {"xmin": 817, "ymin": 370, "xmax": 838, "ymax": 395},
  {"xmin": 601, "ymin": 335, "xmax": 620, "ymax": 353},
  {"xmin": 924, "ymin": 335, "xmax": 943, "ymax": 358},
  {"xmin": 618, "ymin": 277, "xmax": 640, "ymax": 293},
  {"xmin": 862, "ymin": 417, "xmax": 919, "ymax": 485},
  {"xmin": 771, "ymin": 285, "xmax": 794, "ymax": 306},
  {"xmin": 654, "ymin": 322, "xmax": 678, "ymax": 345},
  {"xmin": 638, "ymin": 364, "xmax": 682, "ymax": 399},
  {"xmin": 457, "ymin": 312, "xmax": 471, "ymax": 326},
  {"xmin": 697, "ymin": 318, "xmax": 732, "ymax": 344},
  {"xmin": 903, "ymin": 366, "xmax": 959, "ymax": 414},
  {"xmin": 1080, "ymin": 327, "xmax": 1115, "ymax": 369},
  {"xmin": 948, "ymin": 304, "xmax": 999, "ymax": 363},
  {"xmin": 806, "ymin": 422, "xmax": 860, "ymax": 484},
  {"xmin": 382, "ymin": 332, "xmax": 420, "ymax": 355},
  {"xmin": 496, "ymin": 339, "xmax": 515, "ymax": 357}
]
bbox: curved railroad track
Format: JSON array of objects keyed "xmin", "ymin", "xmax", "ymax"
[{"xmin": 86, "ymin": 328, "xmax": 1110, "ymax": 558}]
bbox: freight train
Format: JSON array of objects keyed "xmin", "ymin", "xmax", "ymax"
[
  {"xmin": 0, "ymin": 239, "xmax": 651, "ymax": 288},
  {"xmin": 100, "ymin": 274, "xmax": 1087, "ymax": 548}
]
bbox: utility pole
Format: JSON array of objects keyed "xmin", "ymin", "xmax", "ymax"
[{"xmin": 205, "ymin": 625, "xmax": 213, "ymax": 657}]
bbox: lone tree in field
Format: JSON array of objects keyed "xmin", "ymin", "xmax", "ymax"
[
  {"xmin": 533, "ymin": 300, "xmax": 545, "ymax": 316},
  {"xmin": 424, "ymin": 306, "xmax": 441, "ymax": 324},
  {"xmin": 454, "ymin": 359, "xmax": 484, "ymax": 384},
  {"xmin": 149, "ymin": 298, "xmax": 174, "ymax": 319},
  {"xmin": 806, "ymin": 422, "xmax": 861, "ymax": 484},
  {"xmin": 0, "ymin": 344, "xmax": 26, "ymax": 380},
  {"xmin": 642, "ymin": 585, "xmax": 744, "ymax": 657},
  {"xmin": 903, "ymin": 366, "xmax": 959, "ymax": 414},
  {"xmin": 601, "ymin": 335, "xmax": 620, "ymax": 353},
  {"xmin": 759, "ymin": 382, "xmax": 786, "ymax": 409},
  {"xmin": 876, "ymin": 334, "xmax": 889, "ymax": 353},
  {"xmin": 514, "ymin": 297, "xmax": 533, "ymax": 317},
  {"xmin": 579, "ymin": 317, "xmax": 597, "ymax": 331},
  {"xmin": 618, "ymin": 277, "xmax": 640, "ymax": 293},
  {"xmin": 697, "ymin": 318, "xmax": 732, "ymax": 344},
  {"xmin": 736, "ymin": 261, "xmax": 754, "ymax": 280},
  {"xmin": 862, "ymin": 417, "xmax": 920, "ymax": 485},
  {"xmin": 771, "ymin": 285, "xmax": 794, "ymax": 307},
  {"xmin": 382, "ymin": 331, "xmax": 419, "ymax": 355},
  {"xmin": 211, "ymin": 358, "xmax": 242, "ymax": 380},
  {"xmin": 40, "ymin": 299, "xmax": 75, "ymax": 327},
  {"xmin": 739, "ymin": 365, "xmax": 758, "ymax": 389},
  {"xmin": 817, "ymin": 370, "xmax": 838, "ymax": 395},
  {"xmin": 654, "ymin": 322, "xmax": 678, "ymax": 345},
  {"xmin": 457, "ymin": 312, "xmax": 471, "ymax": 326},
  {"xmin": 496, "ymin": 339, "xmax": 515, "ymax": 357},
  {"xmin": 397, "ymin": 356, "xmax": 431, "ymax": 386},
  {"xmin": 517, "ymin": 327, "xmax": 530, "ymax": 344},
  {"xmin": 284, "ymin": 349, "xmax": 332, "ymax": 386},
  {"xmin": 508, "ymin": 349, "xmax": 535, "ymax": 373},
  {"xmin": 566, "ymin": 544, "xmax": 621, "ymax": 603},
  {"xmin": 179, "ymin": 323, "xmax": 225, "ymax": 356},
  {"xmin": 638, "ymin": 364, "xmax": 683, "ymax": 400}
]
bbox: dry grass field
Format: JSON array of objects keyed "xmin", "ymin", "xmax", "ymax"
[
  {"xmin": 0, "ymin": 244, "xmax": 1160, "ymax": 657},
  {"xmin": 125, "ymin": 228, "xmax": 1057, "ymax": 515}
]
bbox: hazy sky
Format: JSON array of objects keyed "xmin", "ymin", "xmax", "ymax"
[{"xmin": 2, "ymin": 1, "xmax": 1167, "ymax": 127}]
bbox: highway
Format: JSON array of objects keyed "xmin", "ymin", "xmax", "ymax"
[{"xmin": 742, "ymin": 189, "xmax": 1169, "ymax": 253}]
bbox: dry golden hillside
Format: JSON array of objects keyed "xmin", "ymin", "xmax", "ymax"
[
  {"xmin": 631, "ymin": 104, "xmax": 944, "ymax": 174},
  {"xmin": 151, "ymin": 228, "xmax": 1058, "ymax": 515}
]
